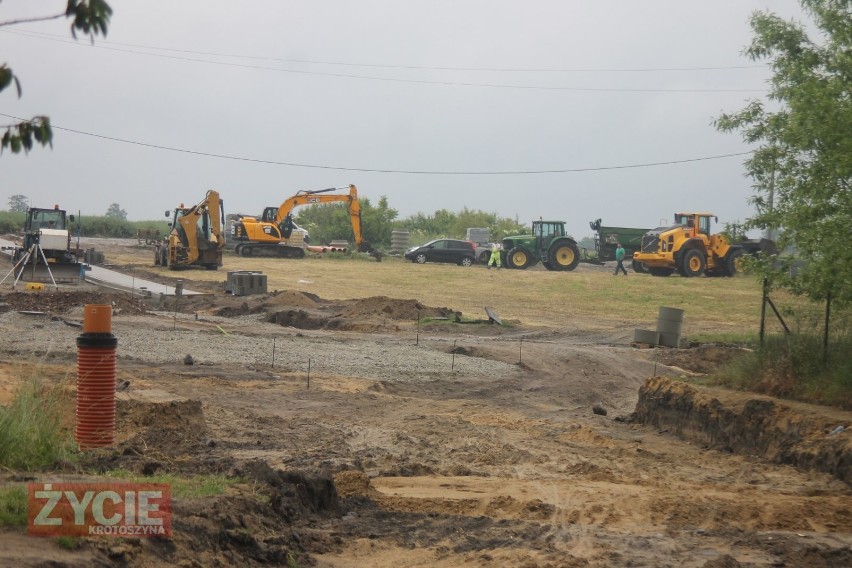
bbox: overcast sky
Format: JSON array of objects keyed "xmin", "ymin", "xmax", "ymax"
[{"xmin": 2, "ymin": 0, "xmax": 807, "ymax": 237}]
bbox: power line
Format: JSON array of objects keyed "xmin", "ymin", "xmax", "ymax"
[
  {"xmin": 0, "ymin": 113, "xmax": 753, "ymax": 175},
  {"xmin": 2, "ymin": 29, "xmax": 768, "ymax": 93},
  {"xmin": 1, "ymin": 28, "xmax": 766, "ymax": 73}
]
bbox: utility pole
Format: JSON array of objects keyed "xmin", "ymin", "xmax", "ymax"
[{"xmin": 766, "ymin": 153, "xmax": 776, "ymax": 242}]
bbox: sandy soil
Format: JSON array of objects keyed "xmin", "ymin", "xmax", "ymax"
[{"xmin": 0, "ymin": 239, "xmax": 849, "ymax": 567}]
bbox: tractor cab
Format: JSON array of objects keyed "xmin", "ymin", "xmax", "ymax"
[{"xmin": 532, "ymin": 220, "xmax": 566, "ymax": 253}]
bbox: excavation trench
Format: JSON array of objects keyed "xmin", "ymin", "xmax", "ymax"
[{"xmin": 634, "ymin": 376, "xmax": 852, "ymax": 485}]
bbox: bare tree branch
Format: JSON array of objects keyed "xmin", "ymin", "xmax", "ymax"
[{"xmin": 0, "ymin": 13, "xmax": 65, "ymax": 27}]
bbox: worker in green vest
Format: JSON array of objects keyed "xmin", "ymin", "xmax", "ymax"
[{"xmin": 488, "ymin": 243, "xmax": 502, "ymax": 269}]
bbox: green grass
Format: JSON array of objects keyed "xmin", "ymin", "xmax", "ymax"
[
  {"xmin": 55, "ymin": 536, "xmax": 81, "ymax": 550},
  {"xmin": 0, "ymin": 486, "xmax": 28, "ymax": 528},
  {"xmin": 0, "ymin": 375, "xmax": 76, "ymax": 471},
  {"xmin": 689, "ymin": 332, "xmax": 761, "ymax": 347},
  {"xmin": 101, "ymin": 470, "xmax": 241, "ymax": 499}
]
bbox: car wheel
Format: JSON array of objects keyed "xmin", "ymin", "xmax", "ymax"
[
  {"xmin": 459, "ymin": 256, "xmax": 474, "ymax": 267},
  {"xmin": 415, "ymin": 253, "xmax": 427, "ymax": 264}
]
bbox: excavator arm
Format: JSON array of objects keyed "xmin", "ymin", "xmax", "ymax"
[{"xmin": 174, "ymin": 190, "xmax": 225, "ymax": 264}]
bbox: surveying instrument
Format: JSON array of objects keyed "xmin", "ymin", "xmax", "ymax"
[{"xmin": 0, "ymin": 239, "xmax": 60, "ymax": 289}]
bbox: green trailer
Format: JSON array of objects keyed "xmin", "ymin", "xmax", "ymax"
[{"xmin": 589, "ymin": 219, "xmax": 650, "ymax": 269}]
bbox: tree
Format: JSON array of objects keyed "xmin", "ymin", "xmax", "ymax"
[
  {"xmin": 7, "ymin": 194, "xmax": 28, "ymax": 213},
  {"xmin": 716, "ymin": 0, "xmax": 851, "ymax": 307},
  {"xmin": 105, "ymin": 203, "xmax": 127, "ymax": 220},
  {"xmin": 294, "ymin": 196, "xmax": 398, "ymax": 247},
  {"xmin": 1, "ymin": 1, "xmax": 112, "ymax": 154}
]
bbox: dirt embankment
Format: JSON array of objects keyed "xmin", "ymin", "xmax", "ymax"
[{"xmin": 634, "ymin": 376, "xmax": 852, "ymax": 484}]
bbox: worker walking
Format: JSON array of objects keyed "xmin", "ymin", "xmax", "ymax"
[
  {"xmin": 614, "ymin": 242, "xmax": 628, "ymax": 275},
  {"xmin": 487, "ymin": 243, "xmax": 502, "ymax": 269}
]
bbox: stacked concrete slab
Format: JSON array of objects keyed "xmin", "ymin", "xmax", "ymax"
[{"xmin": 225, "ymin": 270, "xmax": 267, "ymax": 296}]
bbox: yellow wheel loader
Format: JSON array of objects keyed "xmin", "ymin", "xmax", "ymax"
[{"xmin": 632, "ymin": 213, "xmax": 745, "ymax": 277}]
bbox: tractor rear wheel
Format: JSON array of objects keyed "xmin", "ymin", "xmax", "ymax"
[
  {"xmin": 682, "ymin": 249, "xmax": 706, "ymax": 277},
  {"xmin": 506, "ymin": 247, "xmax": 531, "ymax": 269},
  {"xmin": 549, "ymin": 241, "xmax": 580, "ymax": 271}
]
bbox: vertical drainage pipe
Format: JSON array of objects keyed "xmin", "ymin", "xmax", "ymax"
[{"xmin": 75, "ymin": 304, "xmax": 118, "ymax": 450}]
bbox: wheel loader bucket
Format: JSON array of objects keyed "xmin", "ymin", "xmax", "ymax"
[{"xmin": 15, "ymin": 262, "xmax": 83, "ymax": 284}]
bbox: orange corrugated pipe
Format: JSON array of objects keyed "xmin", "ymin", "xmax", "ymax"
[{"xmin": 75, "ymin": 304, "xmax": 118, "ymax": 450}]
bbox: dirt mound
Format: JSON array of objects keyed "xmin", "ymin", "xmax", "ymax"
[
  {"xmin": 0, "ymin": 291, "xmax": 147, "ymax": 315},
  {"xmin": 655, "ymin": 344, "xmax": 751, "ymax": 375},
  {"xmin": 339, "ymin": 296, "xmax": 454, "ymax": 321},
  {"xmin": 260, "ymin": 295, "xmax": 455, "ymax": 331},
  {"xmin": 264, "ymin": 289, "xmax": 322, "ymax": 308},
  {"xmin": 634, "ymin": 376, "xmax": 852, "ymax": 484},
  {"xmin": 83, "ymin": 397, "xmax": 211, "ymax": 474}
]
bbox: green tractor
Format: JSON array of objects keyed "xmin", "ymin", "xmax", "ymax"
[{"xmin": 501, "ymin": 220, "xmax": 581, "ymax": 271}]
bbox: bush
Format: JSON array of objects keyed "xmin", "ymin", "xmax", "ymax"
[{"xmin": 711, "ymin": 333, "xmax": 852, "ymax": 409}]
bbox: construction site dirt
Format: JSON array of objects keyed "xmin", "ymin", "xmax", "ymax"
[{"xmin": 0, "ymin": 238, "xmax": 849, "ymax": 567}]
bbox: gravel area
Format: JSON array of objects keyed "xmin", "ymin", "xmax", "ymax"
[{"xmin": 0, "ymin": 310, "xmax": 519, "ymax": 382}]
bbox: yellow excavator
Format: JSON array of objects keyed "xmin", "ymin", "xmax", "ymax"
[
  {"xmin": 231, "ymin": 184, "xmax": 380, "ymax": 260},
  {"xmin": 154, "ymin": 190, "xmax": 225, "ymax": 270}
]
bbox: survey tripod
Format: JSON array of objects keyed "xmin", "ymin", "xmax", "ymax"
[{"xmin": 0, "ymin": 243, "xmax": 59, "ymax": 289}]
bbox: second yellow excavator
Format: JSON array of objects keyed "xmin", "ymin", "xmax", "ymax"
[
  {"xmin": 231, "ymin": 184, "xmax": 380, "ymax": 260},
  {"xmin": 154, "ymin": 190, "xmax": 226, "ymax": 270}
]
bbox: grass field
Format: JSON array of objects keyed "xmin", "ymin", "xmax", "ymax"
[{"xmin": 118, "ymin": 248, "xmax": 776, "ymax": 338}]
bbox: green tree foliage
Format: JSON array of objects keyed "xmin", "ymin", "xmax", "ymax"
[
  {"xmin": 0, "ymin": 211, "xmax": 25, "ymax": 234},
  {"xmin": 6, "ymin": 194, "xmax": 28, "ymax": 213},
  {"xmin": 105, "ymin": 202, "xmax": 128, "ymax": 220},
  {"xmin": 400, "ymin": 209, "xmax": 527, "ymax": 245},
  {"xmin": 1, "ymin": 1, "xmax": 112, "ymax": 155},
  {"xmin": 295, "ymin": 201, "xmax": 528, "ymax": 249},
  {"xmin": 716, "ymin": 0, "xmax": 851, "ymax": 306},
  {"xmin": 294, "ymin": 196, "xmax": 398, "ymax": 247}
]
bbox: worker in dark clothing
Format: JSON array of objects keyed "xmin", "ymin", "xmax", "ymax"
[{"xmin": 614, "ymin": 243, "xmax": 628, "ymax": 276}]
